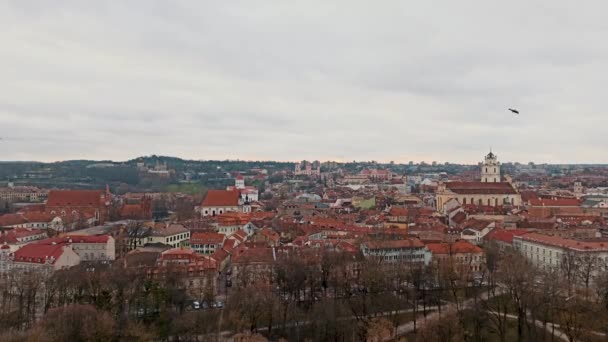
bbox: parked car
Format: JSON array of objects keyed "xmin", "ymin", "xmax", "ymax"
[{"xmin": 192, "ymin": 301, "xmax": 201, "ymax": 310}]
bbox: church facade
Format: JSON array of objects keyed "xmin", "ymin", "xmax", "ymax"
[{"xmin": 436, "ymin": 152, "xmax": 522, "ymax": 212}]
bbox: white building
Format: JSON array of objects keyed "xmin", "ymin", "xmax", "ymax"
[
  {"xmin": 460, "ymin": 219, "xmax": 496, "ymax": 245},
  {"xmin": 361, "ymin": 239, "xmax": 431, "ymax": 265},
  {"xmin": 514, "ymin": 233, "xmax": 608, "ymax": 275},
  {"xmin": 481, "ymin": 151, "xmax": 501, "ymax": 183},
  {"xmin": 41, "ymin": 235, "xmax": 116, "ymax": 261},
  {"xmin": 147, "ymin": 224, "xmax": 190, "ymax": 248},
  {"xmin": 0, "ymin": 184, "xmax": 48, "ymax": 203},
  {"xmin": 196, "ymin": 189, "xmax": 250, "ymax": 217},
  {"xmin": 190, "ymin": 232, "xmax": 226, "ymax": 255},
  {"xmin": 436, "ymin": 151, "xmax": 521, "ymax": 212},
  {"xmin": 227, "ymin": 175, "xmax": 259, "ymax": 202},
  {"xmin": 1, "ymin": 244, "xmax": 81, "ymax": 273}
]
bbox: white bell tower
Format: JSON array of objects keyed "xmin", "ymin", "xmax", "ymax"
[
  {"xmin": 481, "ymin": 151, "xmax": 501, "ymax": 183},
  {"xmin": 235, "ymin": 175, "xmax": 245, "ymax": 189}
]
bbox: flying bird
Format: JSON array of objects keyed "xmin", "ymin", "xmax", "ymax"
[{"xmin": 508, "ymin": 108, "xmax": 520, "ymax": 114}]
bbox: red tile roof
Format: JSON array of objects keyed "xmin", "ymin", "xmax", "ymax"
[
  {"xmin": 462, "ymin": 218, "xmax": 494, "ymax": 231},
  {"xmin": 42, "ymin": 235, "xmax": 110, "ymax": 244},
  {"xmin": 231, "ymin": 230, "xmax": 248, "ymax": 242},
  {"xmin": 13, "ymin": 243, "xmax": 66, "ymax": 264},
  {"xmin": 210, "ymin": 248, "xmax": 229, "ymax": 263},
  {"xmin": 446, "ymin": 182, "xmax": 517, "ymax": 195},
  {"xmin": 426, "ymin": 240, "xmax": 483, "ymax": 254},
  {"xmin": 0, "ymin": 214, "xmax": 28, "ymax": 227},
  {"xmin": 484, "ymin": 229, "xmax": 530, "ymax": 244},
  {"xmin": 0, "ymin": 228, "xmax": 46, "ymax": 244},
  {"xmin": 46, "ymin": 190, "xmax": 105, "ymax": 207},
  {"xmin": 232, "ymin": 247, "xmax": 275, "ymax": 264},
  {"xmin": 451, "ymin": 212, "xmax": 467, "ymax": 224},
  {"xmin": 260, "ymin": 228, "xmax": 280, "ymax": 242},
  {"xmin": 520, "ymin": 190, "xmax": 540, "ymax": 202},
  {"xmin": 190, "ymin": 232, "xmax": 225, "ymax": 245},
  {"xmin": 201, "ymin": 190, "xmax": 240, "ymax": 207},
  {"xmin": 20, "ymin": 212, "xmax": 55, "ymax": 223},
  {"xmin": 518, "ymin": 233, "xmax": 608, "ymax": 252},
  {"xmin": 223, "ymin": 238, "xmax": 237, "ymax": 252}
]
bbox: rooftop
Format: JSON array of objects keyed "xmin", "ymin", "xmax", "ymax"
[
  {"xmin": 518, "ymin": 232, "xmax": 608, "ymax": 252},
  {"xmin": 445, "ymin": 182, "xmax": 518, "ymax": 195},
  {"xmin": 201, "ymin": 190, "xmax": 240, "ymax": 207}
]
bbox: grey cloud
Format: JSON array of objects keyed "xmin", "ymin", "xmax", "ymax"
[{"xmin": 1, "ymin": 1, "xmax": 607, "ymax": 163}]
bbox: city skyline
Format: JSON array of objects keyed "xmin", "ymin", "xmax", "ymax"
[{"xmin": 2, "ymin": 1, "xmax": 607, "ymax": 163}]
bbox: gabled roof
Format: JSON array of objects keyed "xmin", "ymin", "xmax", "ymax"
[
  {"xmin": 46, "ymin": 190, "xmax": 105, "ymax": 207},
  {"xmin": 461, "ymin": 218, "xmax": 494, "ymax": 231},
  {"xmin": 201, "ymin": 190, "xmax": 240, "ymax": 207}
]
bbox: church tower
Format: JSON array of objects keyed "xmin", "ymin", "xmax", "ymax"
[
  {"xmin": 235, "ymin": 174, "xmax": 245, "ymax": 189},
  {"xmin": 481, "ymin": 151, "xmax": 501, "ymax": 183}
]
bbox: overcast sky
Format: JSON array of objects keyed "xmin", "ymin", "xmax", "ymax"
[{"xmin": 1, "ymin": 1, "xmax": 607, "ymax": 164}]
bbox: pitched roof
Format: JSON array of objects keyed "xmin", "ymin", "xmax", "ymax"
[
  {"xmin": 484, "ymin": 229, "xmax": 530, "ymax": 244},
  {"xmin": 231, "ymin": 230, "xmax": 248, "ymax": 242},
  {"xmin": 445, "ymin": 182, "xmax": 517, "ymax": 195},
  {"xmin": 190, "ymin": 232, "xmax": 225, "ymax": 245},
  {"xmin": 210, "ymin": 248, "xmax": 230, "ymax": 263},
  {"xmin": 201, "ymin": 190, "xmax": 240, "ymax": 207},
  {"xmin": 451, "ymin": 211, "xmax": 467, "ymax": 224},
  {"xmin": 150, "ymin": 224, "xmax": 188, "ymax": 237},
  {"xmin": 41, "ymin": 235, "xmax": 110, "ymax": 244},
  {"xmin": 232, "ymin": 247, "xmax": 275, "ymax": 264},
  {"xmin": 0, "ymin": 214, "xmax": 28, "ymax": 227},
  {"xmin": 518, "ymin": 232, "xmax": 608, "ymax": 252},
  {"xmin": 259, "ymin": 228, "xmax": 280, "ymax": 242},
  {"xmin": 462, "ymin": 218, "xmax": 494, "ymax": 231},
  {"xmin": 223, "ymin": 238, "xmax": 237, "ymax": 252},
  {"xmin": 20, "ymin": 211, "xmax": 55, "ymax": 223},
  {"xmin": 46, "ymin": 190, "xmax": 105, "ymax": 207},
  {"xmin": 426, "ymin": 241, "xmax": 483, "ymax": 254},
  {"xmin": 13, "ymin": 243, "xmax": 67, "ymax": 264},
  {"xmin": 0, "ymin": 228, "xmax": 46, "ymax": 244}
]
